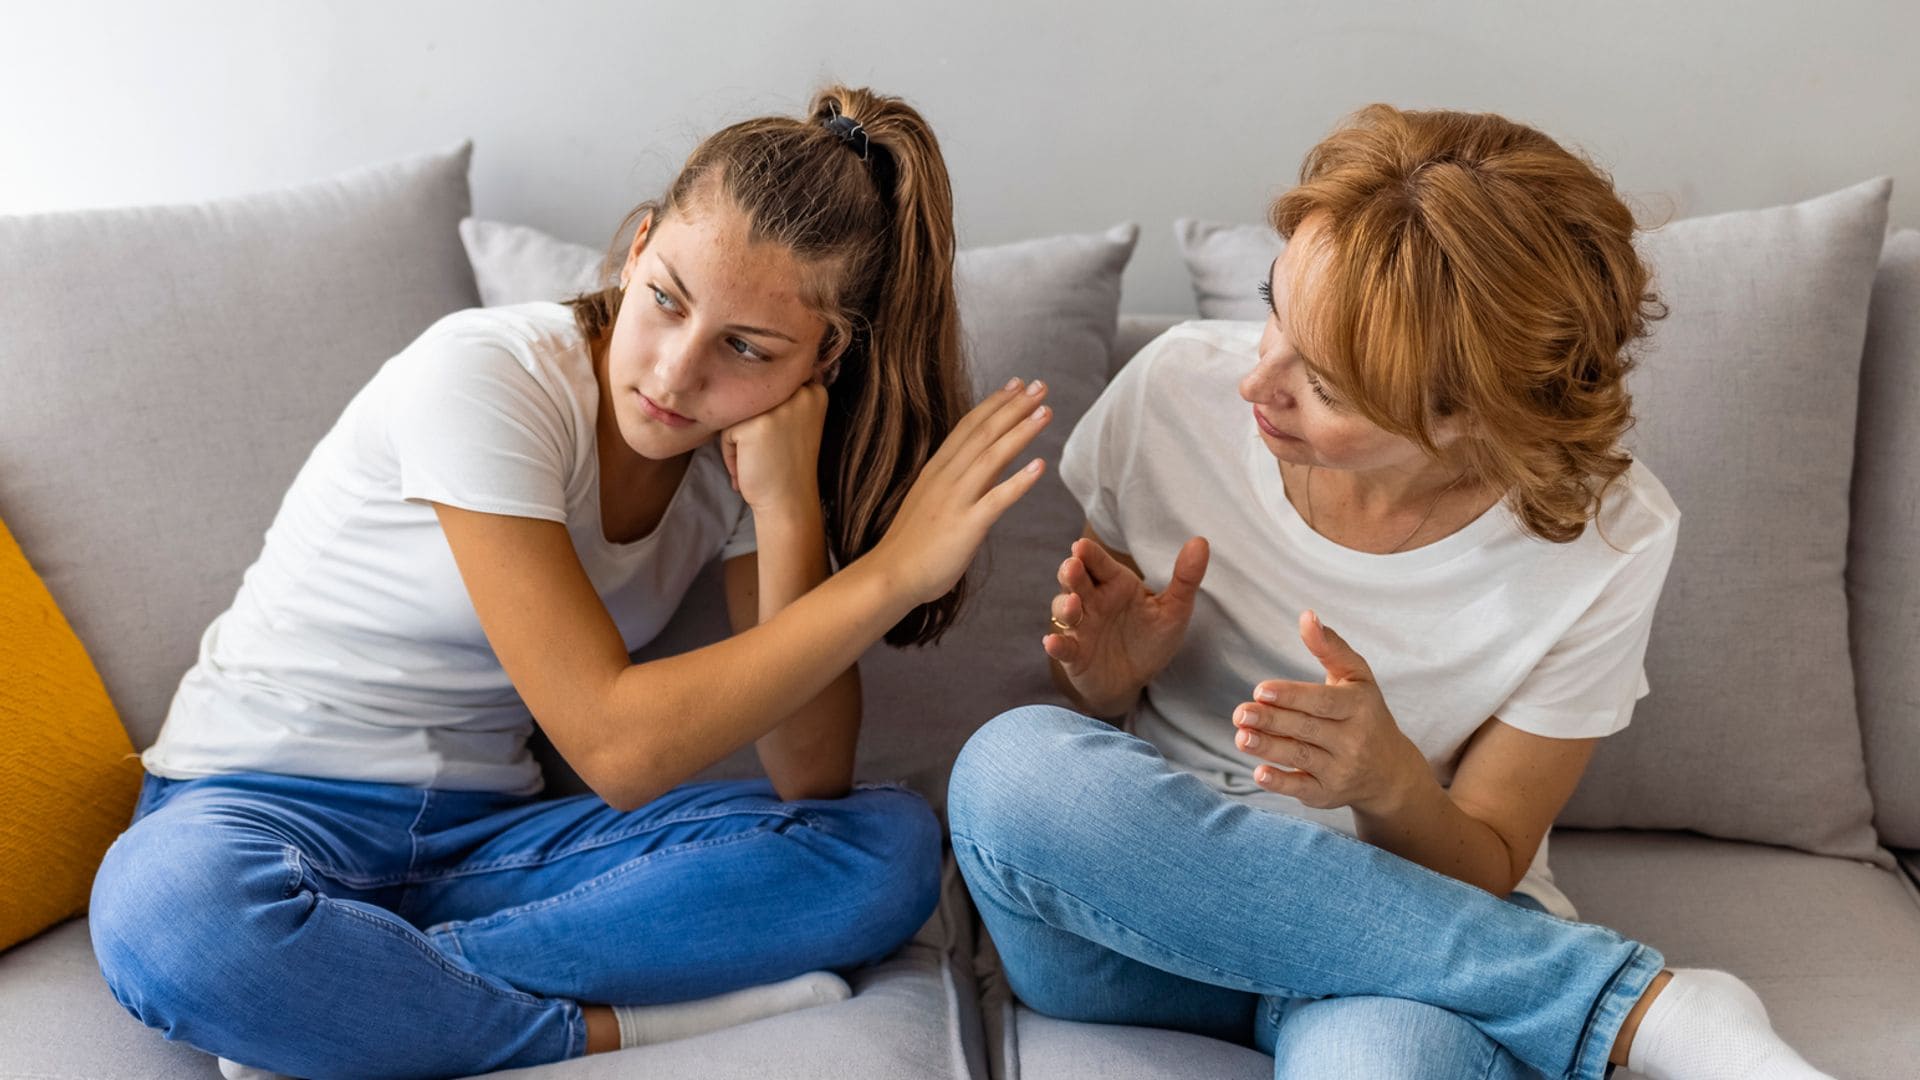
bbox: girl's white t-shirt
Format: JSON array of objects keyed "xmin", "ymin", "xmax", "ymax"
[
  {"xmin": 142, "ymin": 302, "xmax": 757, "ymax": 796},
  {"xmin": 1058, "ymin": 322, "xmax": 1681, "ymax": 920}
]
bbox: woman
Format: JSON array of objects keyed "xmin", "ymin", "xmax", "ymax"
[
  {"xmin": 949, "ymin": 105, "xmax": 1827, "ymax": 1080},
  {"xmin": 89, "ymin": 86, "xmax": 1056, "ymax": 1079}
]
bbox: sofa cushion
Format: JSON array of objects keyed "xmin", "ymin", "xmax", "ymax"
[
  {"xmin": 461, "ymin": 219, "xmax": 1140, "ymax": 816},
  {"xmin": 0, "ymin": 515, "xmax": 143, "ymax": 952},
  {"xmin": 0, "ymin": 144, "xmax": 480, "ymax": 750},
  {"xmin": 1549, "ymin": 830, "xmax": 1920, "ymax": 1080},
  {"xmin": 980, "ymin": 830, "xmax": 1920, "ymax": 1080},
  {"xmin": 1171, "ymin": 181, "xmax": 1895, "ymax": 866},
  {"xmin": 0, "ymin": 853, "xmax": 987, "ymax": 1080},
  {"xmin": 1849, "ymin": 227, "xmax": 1920, "ymax": 848}
]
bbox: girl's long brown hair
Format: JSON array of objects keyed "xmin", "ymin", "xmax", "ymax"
[
  {"xmin": 569, "ymin": 86, "xmax": 969, "ymax": 645},
  {"xmin": 1270, "ymin": 104, "xmax": 1669, "ymax": 544}
]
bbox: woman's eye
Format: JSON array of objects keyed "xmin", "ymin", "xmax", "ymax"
[
  {"xmin": 650, "ymin": 285, "xmax": 678, "ymax": 312},
  {"xmin": 1256, "ymin": 280, "xmax": 1273, "ymax": 308},
  {"xmin": 726, "ymin": 337, "xmax": 769, "ymax": 362},
  {"xmin": 1306, "ymin": 371, "xmax": 1337, "ymax": 407}
]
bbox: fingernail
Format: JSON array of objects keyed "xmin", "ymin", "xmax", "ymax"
[
  {"xmin": 1241, "ymin": 731, "xmax": 1261, "ymax": 751},
  {"xmin": 1029, "ymin": 405, "xmax": 1051, "ymax": 422},
  {"xmin": 1026, "ymin": 379, "xmax": 1046, "ymax": 396},
  {"xmin": 1024, "ymin": 459, "xmax": 1042, "ymax": 474},
  {"xmin": 1255, "ymin": 687, "xmax": 1278, "ymax": 704},
  {"xmin": 1006, "ymin": 377, "xmax": 1023, "ymax": 392}
]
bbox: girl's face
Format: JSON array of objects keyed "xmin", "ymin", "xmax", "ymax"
[
  {"xmin": 1237, "ymin": 214, "xmax": 1461, "ymax": 473},
  {"xmin": 603, "ymin": 200, "xmax": 832, "ymax": 461}
]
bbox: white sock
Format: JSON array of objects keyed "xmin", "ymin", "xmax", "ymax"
[
  {"xmin": 1625, "ymin": 969, "xmax": 1832, "ymax": 1079},
  {"xmin": 216, "ymin": 1058, "xmax": 289, "ymax": 1080},
  {"xmin": 611, "ymin": 971, "xmax": 851, "ymax": 1048}
]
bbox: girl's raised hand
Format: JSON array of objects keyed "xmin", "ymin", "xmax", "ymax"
[
  {"xmin": 1043, "ymin": 534, "xmax": 1209, "ymax": 716},
  {"xmin": 868, "ymin": 377, "xmax": 1053, "ymax": 605}
]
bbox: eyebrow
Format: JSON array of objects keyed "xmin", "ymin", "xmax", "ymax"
[{"xmin": 657, "ymin": 256, "xmax": 801, "ymax": 344}]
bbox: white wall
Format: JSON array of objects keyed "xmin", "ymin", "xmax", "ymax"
[{"xmin": 4, "ymin": 0, "xmax": 1914, "ymax": 311}]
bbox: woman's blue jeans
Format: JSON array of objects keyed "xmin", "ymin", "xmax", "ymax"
[
  {"xmin": 89, "ymin": 769, "xmax": 942, "ymax": 1080},
  {"xmin": 947, "ymin": 706, "xmax": 1664, "ymax": 1080}
]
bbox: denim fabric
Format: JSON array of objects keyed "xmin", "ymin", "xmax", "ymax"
[
  {"xmin": 949, "ymin": 706, "xmax": 1663, "ymax": 1080},
  {"xmin": 89, "ymin": 770, "xmax": 941, "ymax": 1080}
]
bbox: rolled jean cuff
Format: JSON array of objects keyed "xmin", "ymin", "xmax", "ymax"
[{"xmin": 1573, "ymin": 941, "xmax": 1665, "ymax": 1080}]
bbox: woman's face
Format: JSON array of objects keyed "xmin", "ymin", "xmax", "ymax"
[
  {"xmin": 1238, "ymin": 214, "xmax": 1459, "ymax": 473},
  {"xmin": 603, "ymin": 200, "xmax": 832, "ymax": 461}
]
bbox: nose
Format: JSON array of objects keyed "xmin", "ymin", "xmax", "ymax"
[{"xmin": 655, "ymin": 334, "xmax": 704, "ymax": 395}]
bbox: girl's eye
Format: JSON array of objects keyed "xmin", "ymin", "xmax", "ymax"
[
  {"xmin": 650, "ymin": 285, "xmax": 679, "ymax": 312},
  {"xmin": 1305, "ymin": 369, "xmax": 1337, "ymax": 407},
  {"xmin": 726, "ymin": 337, "xmax": 769, "ymax": 362}
]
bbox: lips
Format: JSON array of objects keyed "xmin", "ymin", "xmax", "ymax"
[
  {"xmin": 637, "ymin": 390, "xmax": 694, "ymax": 428},
  {"xmin": 1252, "ymin": 407, "xmax": 1297, "ymax": 441}
]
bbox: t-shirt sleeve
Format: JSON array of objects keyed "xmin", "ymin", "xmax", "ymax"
[
  {"xmin": 1059, "ymin": 342, "xmax": 1156, "ymax": 550},
  {"xmin": 1494, "ymin": 512, "xmax": 1681, "ymax": 739},
  {"xmin": 387, "ymin": 338, "xmax": 573, "ymax": 522},
  {"xmin": 717, "ymin": 495, "xmax": 758, "ymax": 562}
]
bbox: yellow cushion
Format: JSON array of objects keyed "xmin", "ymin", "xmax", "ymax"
[{"xmin": 0, "ymin": 513, "xmax": 143, "ymax": 952}]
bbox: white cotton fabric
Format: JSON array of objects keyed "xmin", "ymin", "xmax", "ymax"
[
  {"xmin": 1059, "ymin": 321, "xmax": 1681, "ymax": 919},
  {"xmin": 142, "ymin": 301, "xmax": 756, "ymax": 795}
]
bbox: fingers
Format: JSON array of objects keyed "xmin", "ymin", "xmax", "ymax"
[
  {"xmin": 1253, "ymin": 763, "xmax": 1327, "ymax": 806},
  {"xmin": 1050, "ymin": 590, "xmax": 1082, "ymax": 630},
  {"xmin": 1041, "ymin": 631, "xmax": 1081, "ymax": 667},
  {"xmin": 1234, "ymin": 701, "xmax": 1330, "ymax": 750},
  {"xmin": 974, "ymin": 456, "xmax": 1046, "ymax": 528},
  {"xmin": 1071, "ymin": 536, "xmax": 1138, "ymax": 587},
  {"xmin": 1165, "ymin": 537, "xmax": 1210, "ymax": 602},
  {"xmin": 1253, "ymin": 678, "xmax": 1350, "ymax": 720},
  {"xmin": 721, "ymin": 432, "xmax": 740, "ymax": 492},
  {"xmin": 938, "ymin": 378, "xmax": 1049, "ymax": 474}
]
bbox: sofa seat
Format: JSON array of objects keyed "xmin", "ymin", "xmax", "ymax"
[
  {"xmin": 0, "ymin": 859, "xmax": 986, "ymax": 1080},
  {"xmin": 981, "ymin": 830, "xmax": 1920, "ymax": 1080}
]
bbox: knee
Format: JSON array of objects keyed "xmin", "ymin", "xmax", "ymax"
[
  {"xmin": 805, "ymin": 785, "xmax": 943, "ymax": 962},
  {"xmin": 1268, "ymin": 996, "xmax": 1505, "ymax": 1079},
  {"xmin": 947, "ymin": 704, "xmax": 1107, "ymax": 843},
  {"xmin": 88, "ymin": 817, "xmax": 289, "ymax": 1029}
]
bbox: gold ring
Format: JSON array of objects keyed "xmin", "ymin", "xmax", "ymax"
[{"xmin": 1050, "ymin": 615, "xmax": 1075, "ymax": 634}]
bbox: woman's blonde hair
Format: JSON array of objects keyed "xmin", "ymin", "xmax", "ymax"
[
  {"xmin": 570, "ymin": 85, "xmax": 970, "ymax": 645},
  {"xmin": 1270, "ymin": 104, "xmax": 1668, "ymax": 543}
]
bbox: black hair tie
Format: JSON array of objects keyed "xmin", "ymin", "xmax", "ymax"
[{"xmin": 823, "ymin": 105, "xmax": 870, "ymax": 162}]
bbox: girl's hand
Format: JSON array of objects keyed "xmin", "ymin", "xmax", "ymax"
[
  {"xmin": 1043, "ymin": 535, "xmax": 1209, "ymax": 716},
  {"xmin": 868, "ymin": 377, "xmax": 1053, "ymax": 605},
  {"xmin": 721, "ymin": 381, "xmax": 829, "ymax": 518},
  {"xmin": 1231, "ymin": 611, "xmax": 1430, "ymax": 814}
]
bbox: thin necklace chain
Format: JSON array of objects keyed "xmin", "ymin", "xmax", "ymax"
[{"xmin": 1304, "ymin": 464, "xmax": 1469, "ymax": 555}]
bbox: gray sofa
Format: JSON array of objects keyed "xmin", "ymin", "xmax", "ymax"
[{"xmin": 2, "ymin": 144, "xmax": 1917, "ymax": 1079}]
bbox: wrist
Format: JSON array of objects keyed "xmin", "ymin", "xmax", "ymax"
[
  {"xmin": 1354, "ymin": 748, "xmax": 1438, "ymax": 821},
  {"xmin": 751, "ymin": 494, "xmax": 825, "ymax": 538}
]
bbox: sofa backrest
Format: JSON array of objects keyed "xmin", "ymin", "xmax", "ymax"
[
  {"xmin": 1850, "ymin": 227, "xmax": 1920, "ymax": 849},
  {"xmin": 0, "ymin": 146, "xmax": 479, "ymax": 747}
]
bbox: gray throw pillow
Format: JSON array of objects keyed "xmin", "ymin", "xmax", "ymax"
[
  {"xmin": 478, "ymin": 219, "xmax": 1142, "ymax": 814},
  {"xmin": 1174, "ymin": 180, "xmax": 1895, "ymax": 865},
  {"xmin": 0, "ymin": 144, "xmax": 480, "ymax": 748}
]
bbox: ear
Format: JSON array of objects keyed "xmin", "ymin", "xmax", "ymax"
[{"xmin": 620, "ymin": 213, "xmax": 655, "ymax": 290}]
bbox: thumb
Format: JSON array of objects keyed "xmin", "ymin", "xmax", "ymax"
[
  {"xmin": 1161, "ymin": 537, "xmax": 1210, "ymax": 606},
  {"xmin": 1300, "ymin": 609, "xmax": 1372, "ymax": 684}
]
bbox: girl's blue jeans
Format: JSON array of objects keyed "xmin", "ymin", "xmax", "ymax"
[
  {"xmin": 89, "ymin": 769, "xmax": 942, "ymax": 1080},
  {"xmin": 947, "ymin": 706, "xmax": 1664, "ymax": 1080}
]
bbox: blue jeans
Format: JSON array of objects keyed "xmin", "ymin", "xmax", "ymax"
[
  {"xmin": 947, "ymin": 706, "xmax": 1664, "ymax": 1080},
  {"xmin": 89, "ymin": 769, "xmax": 941, "ymax": 1080}
]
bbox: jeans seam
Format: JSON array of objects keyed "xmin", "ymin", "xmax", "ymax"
[
  {"xmin": 328, "ymin": 898, "xmax": 554, "ymax": 1008},
  {"xmin": 401, "ymin": 803, "xmax": 813, "ymax": 886},
  {"xmin": 952, "ymin": 831, "xmax": 1330, "ymax": 996},
  {"xmin": 446, "ymin": 826, "xmax": 785, "ymax": 936}
]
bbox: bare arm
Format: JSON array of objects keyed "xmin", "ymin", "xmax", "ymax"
[
  {"xmin": 1352, "ymin": 718, "xmax": 1598, "ymax": 896},
  {"xmin": 721, "ymin": 506, "xmax": 863, "ymax": 802},
  {"xmin": 433, "ymin": 503, "xmax": 904, "ymax": 812}
]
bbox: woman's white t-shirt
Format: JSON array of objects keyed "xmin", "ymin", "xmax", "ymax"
[
  {"xmin": 1058, "ymin": 322, "xmax": 1681, "ymax": 920},
  {"xmin": 142, "ymin": 302, "xmax": 757, "ymax": 796}
]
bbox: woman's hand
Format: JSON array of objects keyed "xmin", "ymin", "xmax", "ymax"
[
  {"xmin": 1043, "ymin": 535, "xmax": 1209, "ymax": 716},
  {"xmin": 1232, "ymin": 610, "xmax": 1430, "ymax": 814},
  {"xmin": 866, "ymin": 377, "xmax": 1053, "ymax": 605},
  {"xmin": 721, "ymin": 381, "xmax": 829, "ymax": 519}
]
